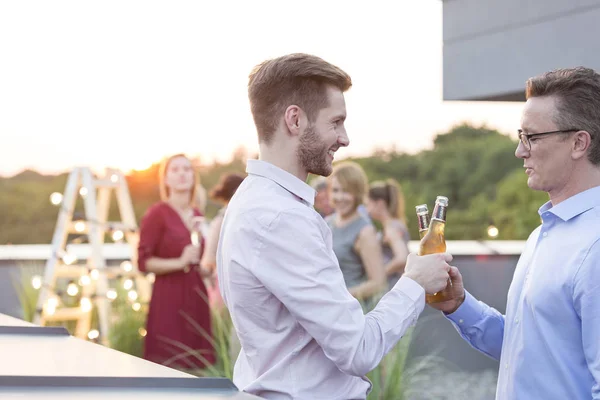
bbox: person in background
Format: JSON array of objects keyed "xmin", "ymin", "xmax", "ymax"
[
  {"xmin": 137, "ymin": 153, "xmax": 215, "ymax": 370},
  {"xmin": 366, "ymin": 179, "xmax": 410, "ymax": 289},
  {"xmin": 201, "ymin": 172, "xmax": 246, "ymax": 311},
  {"xmin": 310, "ymin": 176, "xmax": 334, "ymax": 218},
  {"xmin": 326, "ymin": 161, "xmax": 386, "ymax": 306}
]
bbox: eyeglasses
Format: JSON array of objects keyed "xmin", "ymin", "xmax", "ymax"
[{"xmin": 517, "ymin": 129, "xmax": 579, "ymax": 151}]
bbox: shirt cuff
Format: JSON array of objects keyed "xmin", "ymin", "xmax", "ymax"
[
  {"xmin": 445, "ymin": 290, "xmax": 484, "ymax": 327},
  {"xmin": 394, "ymin": 276, "xmax": 425, "ymax": 314}
]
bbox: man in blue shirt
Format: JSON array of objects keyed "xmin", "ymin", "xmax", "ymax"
[{"xmin": 433, "ymin": 67, "xmax": 600, "ymax": 399}]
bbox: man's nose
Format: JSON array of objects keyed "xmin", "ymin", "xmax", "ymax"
[{"xmin": 515, "ymin": 140, "xmax": 529, "ymax": 159}]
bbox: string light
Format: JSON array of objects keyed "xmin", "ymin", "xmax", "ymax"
[
  {"xmin": 110, "ymin": 174, "xmax": 119, "ymax": 183},
  {"xmin": 138, "ymin": 328, "xmax": 147, "ymax": 337},
  {"xmin": 87, "ymin": 330, "xmax": 99, "ymax": 340},
  {"xmin": 132, "ymin": 302, "xmax": 141, "ymax": 312},
  {"xmin": 127, "ymin": 290, "xmax": 138, "ymax": 301},
  {"xmin": 62, "ymin": 252, "xmax": 77, "ymax": 265},
  {"xmin": 90, "ymin": 269, "xmax": 99, "ymax": 280},
  {"xmin": 123, "ymin": 279, "xmax": 133, "ymax": 290},
  {"xmin": 79, "ymin": 187, "xmax": 88, "ymax": 197},
  {"xmin": 80, "ymin": 297, "xmax": 92, "ymax": 312},
  {"xmin": 79, "ymin": 275, "xmax": 91, "ymax": 286},
  {"xmin": 121, "ymin": 261, "xmax": 133, "ymax": 272},
  {"xmin": 74, "ymin": 221, "xmax": 86, "ymax": 233},
  {"xmin": 66, "ymin": 281, "xmax": 79, "ymax": 297},
  {"xmin": 45, "ymin": 297, "xmax": 59, "ymax": 316},
  {"xmin": 487, "ymin": 225, "xmax": 499, "ymax": 238},
  {"xmin": 31, "ymin": 275, "xmax": 42, "ymax": 290},
  {"xmin": 49, "ymin": 192, "xmax": 63, "ymax": 206},
  {"xmin": 111, "ymin": 230, "xmax": 124, "ymax": 242},
  {"xmin": 106, "ymin": 289, "xmax": 117, "ymax": 300}
]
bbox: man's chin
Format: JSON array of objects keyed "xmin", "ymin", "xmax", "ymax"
[
  {"xmin": 309, "ymin": 166, "xmax": 332, "ymax": 177},
  {"xmin": 527, "ymin": 177, "xmax": 545, "ymax": 192}
]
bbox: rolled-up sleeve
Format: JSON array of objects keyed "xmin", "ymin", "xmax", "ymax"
[{"xmin": 250, "ymin": 209, "xmax": 425, "ymax": 376}]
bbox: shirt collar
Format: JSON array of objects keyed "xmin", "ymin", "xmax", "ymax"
[
  {"xmin": 246, "ymin": 159, "xmax": 316, "ymax": 207},
  {"xmin": 538, "ymin": 185, "xmax": 600, "ymax": 221}
]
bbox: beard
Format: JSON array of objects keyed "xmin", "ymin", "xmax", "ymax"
[{"xmin": 297, "ymin": 125, "xmax": 332, "ymax": 177}]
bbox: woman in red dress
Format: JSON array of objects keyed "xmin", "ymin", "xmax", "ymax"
[{"xmin": 137, "ymin": 153, "xmax": 215, "ymax": 370}]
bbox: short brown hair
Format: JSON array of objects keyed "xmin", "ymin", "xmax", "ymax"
[
  {"xmin": 329, "ymin": 161, "xmax": 368, "ymax": 210},
  {"xmin": 526, "ymin": 67, "xmax": 600, "ymax": 165},
  {"xmin": 158, "ymin": 154, "xmax": 200, "ymax": 207},
  {"xmin": 368, "ymin": 179, "xmax": 406, "ymax": 224},
  {"xmin": 209, "ymin": 173, "xmax": 245, "ymax": 204},
  {"xmin": 248, "ymin": 53, "xmax": 352, "ymax": 144}
]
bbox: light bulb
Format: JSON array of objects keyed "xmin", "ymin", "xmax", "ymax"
[
  {"xmin": 132, "ymin": 302, "xmax": 141, "ymax": 312},
  {"xmin": 87, "ymin": 329, "xmax": 99, "ymax": 340},
  {"xmin": 45, "ymin": 297, "xmax": 58, "ymax": 316},
  {"xmin": 487, "ymin": 225, "xmax": 499, "ymax": 238},
  {"xmin": 63, "ymin": 252, "xmax": 77, "ymax": 265},
  {"xmin": 121, "ymin": 261, "xmax": 133, "ymax": 272},
  {"xmin": 66, "ymin": 282, "xmax": 79, "ymax": 296},
  {"xmin": 49, "ymin": 192, "xmax": 63, "ymax": 206},
  {"xmin": 79, "ymin": 187, "xmax": 88, "ymax": 197},
  {"xmin": 106, "ymin": 289, "xmax": 117, "ymax": 300},
  {"xmin": 31, "ymin": 275, "xmax": 42, "ymax": 290},
  {"xmin": 112, "ymin": 230, "xmax": 124, "ymax": 242},
  {"xmin": 80, "ymin": 297, "xmax": 92, "ymax": 312},
  {"xmin": 128, "ymin": 290, "xmax": 138, "ymax": 301},
  {"xmin": 123, "ymin": 279, "xmax": 133, "ymax": 290},
  {"xmin": 79, "ymin": 275, "xmax": 91, "ymax": 286},
  {"xmin": 74, "ymin": 221, "xmax": 86, "ymax": 233}
]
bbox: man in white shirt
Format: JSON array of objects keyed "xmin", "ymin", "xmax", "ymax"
[{"xmin": 217, "ymin": 53, "xmax": 455, "ymax": 400}]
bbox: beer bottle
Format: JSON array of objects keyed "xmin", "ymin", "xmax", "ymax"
[
  {"xmin": 418, "ymin": 196, "xmax": 452, "ymax": 304},
  {"xmin": 415, "ymin": 204, "xmax": 430, "ymax": 240}
]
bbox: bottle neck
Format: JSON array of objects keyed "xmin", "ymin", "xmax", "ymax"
[
  {"xmin": 432, "ymin": 204, "xmax": 447, "ymax": 222},
  {"xmin": 417, "ymin": 213, "xmax": 430, "ymax": 232}
]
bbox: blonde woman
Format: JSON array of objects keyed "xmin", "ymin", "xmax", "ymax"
[
  {"xmin": 366, "ymin": 179, "xmax": 410, "ymax": 289},
  {"xmin": 137, "ymin": 154, "xmax": 214, "ymax": 369},
  {"xmin": 326, "ymin": 161, "xmax": 386, "ymax": 305}
]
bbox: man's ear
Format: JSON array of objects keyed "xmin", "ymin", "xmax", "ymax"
[
  {"xmin": 284, "ymin": 105, "xmax": 302, "ymax": 137},
  {"xmin": 572, "ymin": 130, "xmax": 592, "ymax": 160}
]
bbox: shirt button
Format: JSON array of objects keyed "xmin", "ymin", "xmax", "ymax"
[
  {"xmin": 514, "ymin": 318, "xmax": 519, "ymax": 324},
  {"xmin": 505, "ymin": 362, "xmax": 509, "ymax": 370},
  {"xmin": 459, "ymin": 319, "xmax": 464, "ymax": 324},
  {"xmin": 542, "ymin": 232, "xmax": 548, "ymax": 237}
]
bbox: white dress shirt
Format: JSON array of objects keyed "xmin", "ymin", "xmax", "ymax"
[{"xmin": 217, "ymin": 159, "xmax": 425, "ymax": 400}]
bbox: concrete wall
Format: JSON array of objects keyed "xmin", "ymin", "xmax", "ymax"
[{"xmin": 443, "ymin": 0, "xmax": 600, "ymax": 100}]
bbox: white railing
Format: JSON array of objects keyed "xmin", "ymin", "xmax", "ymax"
[{"xmin": 0, "ymin": 241, "xmax": 526, "ymax": 261}]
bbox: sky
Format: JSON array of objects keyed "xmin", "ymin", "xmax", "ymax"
[{"xmin": 0, "ymin": 1, "xmax": 524, "ymax": 177}]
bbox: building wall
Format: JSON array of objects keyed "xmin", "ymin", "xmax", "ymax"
[{"xmin": 443, "ymin": 0, "xmax": 600, "ymax": 101}]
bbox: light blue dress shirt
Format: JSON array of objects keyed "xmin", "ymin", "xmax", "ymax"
[{"xmin": 447, "ymin": 185, "xmax": 600, "ymax": 399}]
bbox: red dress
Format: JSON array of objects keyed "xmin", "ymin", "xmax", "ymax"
[{"xmin": 137, "ymin": 202, "xmax": 215, "ymax": 369}]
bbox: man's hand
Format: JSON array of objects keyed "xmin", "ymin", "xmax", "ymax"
[
  {"xmin": 403, "ymin": 252, "xmax": 452, "ymax": 295},
  {"xmin": 428, "ymin": 266, "xmax": 466, "ymax": 314}
]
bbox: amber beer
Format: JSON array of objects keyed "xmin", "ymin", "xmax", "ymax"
[
  {"xmin": 418, "ymin": 196, "xmax": 452, "ymax": 304},
  {"xmin": 415, "ymin": 204, "xmax": 430, "ymax": 239}
]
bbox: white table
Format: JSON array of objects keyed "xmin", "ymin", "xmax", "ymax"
[{"xmin": 0, "ymin": 314, "xmax": 259, "ymax": 399}]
